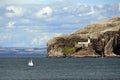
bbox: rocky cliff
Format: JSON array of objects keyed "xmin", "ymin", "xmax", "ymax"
[{"xmin": 47, "ymin": 16, "xmax": 120, "ymax": 58}]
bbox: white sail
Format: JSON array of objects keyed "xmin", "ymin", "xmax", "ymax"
[{"xmin": 28, "ymin": 59, "xmax": 34, "ymax": 66}]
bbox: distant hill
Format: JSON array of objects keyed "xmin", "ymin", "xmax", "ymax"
[{"xmin": 0, "ymin": 47, "xmax": 47, "ymax": 57}]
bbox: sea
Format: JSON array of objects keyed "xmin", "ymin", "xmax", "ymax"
[{"xmin": 0, "ymin": 48, "xmax": 120, "ymax": 80}]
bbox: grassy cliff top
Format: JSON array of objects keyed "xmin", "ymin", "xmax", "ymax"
[{"xmin": 71, "ymin": 16, "xmax": 120, "ymax": 38}]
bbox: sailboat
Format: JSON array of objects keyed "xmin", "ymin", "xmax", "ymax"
[{"xmin": 28, "ymin": 59, "xmax": 34, "ymax": 67}]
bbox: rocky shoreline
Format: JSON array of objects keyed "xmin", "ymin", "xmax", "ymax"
[{"xmin": 47, "ymin": 16, "xmax": 120, "ymax": 58}]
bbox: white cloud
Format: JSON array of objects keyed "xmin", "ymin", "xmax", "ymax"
[
  {"xmin": 5, "ymin": 6, "xmax": 24, "ymax": 17},
  {"xmin": 54, "ymin": 33, "xmax": 62, "ymax": 37},
  {"xmin": 87, "ymin": 6, "xmax": 95, "ymax": 15},
  {"xmin": 78, "ymin": 6, "xmax": 95, "ymax": 16},
  {"xmin": 36, "ymin": 6, "xmax": 53, "ymax": 18},
  {"xmin": 97, "ymin": 4, "xmax": 104, "ymax": 8},
  {"xmin": 0, "ymin": 33, "xmax": 11, "ymax": 41},
  {"xmin": 31, "ymin": 35, "xmax": 48, "ymax": 45},
  {"xmin": 31, "ymin": 33, "xmax": 62, "ymax": 45},
  {"xmin": 24, "ymin": 28, "xmax": 39, "ymax": 33},
  {"xmin": 0, "ymin": 0, "xmax": 63, "ymax": 5},
  {"xmin": 7, "ymin": 21, "xmax": 15, "ymax": 28},
  {"xmin": 63, "ymin": 7, "xmax": 68, "ymax": 10},
  {"xmin": 31, "ymin": 37, "xmax": 43, "ymax": 45},
  {"xmin": 119, "ymin": 3, "xmax": 120, "ymax": 11},
  {"xmin": 20, "ymin": 19, "xmax": 30, "ymax": 23}
]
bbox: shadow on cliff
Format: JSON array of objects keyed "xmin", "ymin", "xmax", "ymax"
[{"xmin": 113, "ymin": 45, "xmax": 120, "ymax": 55}]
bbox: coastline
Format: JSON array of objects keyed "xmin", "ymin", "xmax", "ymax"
[{"xmin": 46, "ymin": 54, "xmax": 120, "ymax": 58}]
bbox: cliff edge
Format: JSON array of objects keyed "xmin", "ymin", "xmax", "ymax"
[{"xmin": 47, "ymin": 16, "xmax": 120, "ymax": 58}]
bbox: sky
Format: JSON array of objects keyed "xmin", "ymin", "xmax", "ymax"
[
  {"xmin": 0, "ymin": 0, "xmax": 120, "ymax": 48},
  {"xmin": 0, "ymin": 0, "xmax": 120, "ymax": 5}
]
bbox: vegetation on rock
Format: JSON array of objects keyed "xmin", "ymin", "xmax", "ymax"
[{"xmin": 63, "ymin": 47, "xmax": 76, "ymax": 55}]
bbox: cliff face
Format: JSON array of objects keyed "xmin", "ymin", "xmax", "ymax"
[
  {"xmin": 47, "ymin": 16, "xmax": 120, "ymax": 58},
  {"xmin": 92, "ymin": 30, "xmax": 120, "ymax": 57}
]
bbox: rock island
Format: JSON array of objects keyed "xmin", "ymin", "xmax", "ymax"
[{"xmin": 47, "ymin": 16, "xmax": 120, "ymax": 58}]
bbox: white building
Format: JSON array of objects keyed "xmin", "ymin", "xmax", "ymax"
[{"xmin": 78, "ymin": 38, "xmax": 91, "ymax": 47}]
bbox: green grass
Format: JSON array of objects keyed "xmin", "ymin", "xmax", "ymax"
[{"xmin": 63, "ymin": 47, "xmax": 76, "ymax": 55}]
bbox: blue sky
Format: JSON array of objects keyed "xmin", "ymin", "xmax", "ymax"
[
  {"xmin": 0, "ymin": 0, "xmax": 120, "ymax": 5},
  {"xmin": 0, "ymin": 0, "xmax": 120, "ymax": 48}
]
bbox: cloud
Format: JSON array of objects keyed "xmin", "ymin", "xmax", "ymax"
[
  {"xmin": 119, "ymin": 3, "xmax": 120, "ymax": 11},
  {"xmin": 5, "ymin": 6, "xmax": 23, "ymax": 17},
  {"xmin": 97, "ymin": 4, "xmax": 104, "ymax": 8},
  {"xmin": 0, "ymin": 0, "xmax": 63, "ymax": 5},
  {"xmin": 78, "ymin": 6, "xmax": 95, "ymax": 16},
  {"xmin": 24, "ymin": 28, "xmax": 39, "ymax": 33},
  {"xmin": 86, "ymin": 6, "xmax": 95, "ymax": 15},
  {"xmin": 20, "ymin": 19, "xmax": 30, "ymax": 23},
  {"xmin": 31, "ymin": 33, "xmax": 62, "ymax": 46},
  {"xmin": 31, "ymin": 34, "xmax": 49, "ymax": 46},
  {"xmin": 36, "ymin": 6, "xmax": 53, "ymax": 18},
  {"xmin": 63, "ymin": 7, "xmax": 68, "ymax": 10},
  {"xmin": 7, "ymin": 21, "xmax": 15, "ymax": 28},
  {"xmin": 0, "ymin": 33, "xmax": 11, "ymax": 41},
  {"xmin": 31, "ymin": 37, "xmax": 44, "ymax": 45}
]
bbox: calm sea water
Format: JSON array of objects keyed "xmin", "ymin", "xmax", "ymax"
[{"xmin": 0, "ymin": 57, "xmax": 120, "ymax": 80}]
